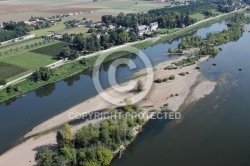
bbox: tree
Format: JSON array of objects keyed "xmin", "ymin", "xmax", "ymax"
[
  {"xmin": 73, "ymin": 34, "xmax": 86, "ymax": 51},
  {"xmin": 70, "ymin": 51, "xmax": 79, "ymax": 60},
  {"xmin": 129, "ymin": 31, "xmax": 137, "ymax": 42},
  {"xmin": 58, "ymin": 147, "xmax": 76, "ymax": 165},
  {"xmin": 136, "ymin": 80, "xmax": 144, "ymax": 93},
  {"xmin": 75, "ymin": 125, "xmax": 100, "ymax": 148},
  {"xmin": 100, "ymin": 128, "xmax": 111, "ymax": 146},
  {"xmin": 96, "ymin": 147, "xmax": 113, "ymax": 166},
  {"xmin": 35, "ymin": 147, "xmax": 54, "ymax": 166},
  {"xmin": 62, "ymin": 33, "xmax": 71, "ymax": 42},
  {"xmin": 60, "ymin": 46, "xmax": 72, "ymax": 59},
  {"xmin": 117, "ymin": 28, "xmax": 129, "ymax": 44},
  {"xmin": 168, "ymin": 48, "xmax": 172, "ymax": 53},
  {"xmin": 39, "ymin": 67, "xmax": 52, "ymax": 81},
  {"xmin": 56, "ymin": 124, "xmax": 73, "ymax": 148},
  {"xmin": 30, "ymin": 70, "xmax": 41, "ymax": 82}
]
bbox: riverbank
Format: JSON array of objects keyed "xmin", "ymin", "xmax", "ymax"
[
  {"xmin": 0, "ymin": 54, "xmax": 217, "ymax": 165},
  {"xmin": 0, "ymin": 9, "xmax": 245, "ymax": 103}
]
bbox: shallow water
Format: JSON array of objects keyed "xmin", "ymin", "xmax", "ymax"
[{"xmin": 112, "ymin": 28, "xmax": 250, "ymax": 166}]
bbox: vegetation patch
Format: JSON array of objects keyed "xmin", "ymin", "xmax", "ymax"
[
  {"xmin": 29, "ymin": 42, "xmax": 68, "ymax": 57},
  {"xmin": 0, "ymin": 62, "xmax": 27, "ymax": 80}
]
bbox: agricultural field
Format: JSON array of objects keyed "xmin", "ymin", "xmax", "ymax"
[
  {"xmin": 0, "ymin": 62, "xmax": 27, "ymax": 80},
  {"xmin": 0, "ymin": 0, "xmax": 169, "ymax": 23},
  {"xmin": 0, "ymin": 39, "xmax": 66, "ymax": 81},
  {"xmin": 31, "ymin": 21, "xmax": 90, "ymax": 37},
  {"xmin": 30, "ymin": 42, "xmax": 68, "ymax": 57}
]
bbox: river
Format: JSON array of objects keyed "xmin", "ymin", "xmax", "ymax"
[
  {"xmin": 0, "ymin": 20, "xmax": 230, "ymax": 155},
  {"xmin": 112, "ymin": 24, "xmax": 250, "ymax": 165}
]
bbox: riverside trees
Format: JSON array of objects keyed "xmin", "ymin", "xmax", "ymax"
[
  {"xmin": 177, "ymin": 13, "xmax": 245, "ymax": 56},
  {"xmin": 35, "ymin": 104, "xmax": 146, "ymax": 166}
]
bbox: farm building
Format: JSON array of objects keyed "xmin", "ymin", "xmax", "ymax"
[{"xmin": 20, "ymin": 34, "xmax": 36, "ymax": 40}]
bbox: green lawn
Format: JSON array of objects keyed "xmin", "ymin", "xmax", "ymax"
[
  {"xmin": 0, "ymin": 52, "xmax": 56, "ymax": 70},
  {"xmin": 156, "ymin": 28, "xmax": 180, "ymax": 34},
  {"xmin": 31, "ymin": 22, "xmax": 66, "ymax": 36},
  {"xmin": 210, "ymin": 9, "xmax": 223, "ymax": 15},
  {"xmin": 190, "ymin": 13, "xmax": 206, "ymax": 21}
]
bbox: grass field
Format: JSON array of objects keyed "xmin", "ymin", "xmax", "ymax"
[
  {"xmin": 191, "ymin": 9, "xmax": 224, "ymax": 21},
  {"xmin": 0, "ymin": 62, "xmax": 27, "ymax": 80},
  {"xmin": 190, "ymin": 13, "xmax": 206, "ymax": 21},
  {"xmin": 31, "ymin": 22, "xmax": 66, "ymax": 36},
  {"xmin": 156, "ymin": 28, "xmax": 181, "ymax": 34},
  {"xmin": 1, "ymin": 52, "xmax": 57, "ymax": 70}
]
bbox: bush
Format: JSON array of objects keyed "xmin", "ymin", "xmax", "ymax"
[
  {"xmin": 79, "ymin": 59, "xmax": 86, "ymax": 65},
  {"xmin": 186, "ymin": 72, "xmax": 189, "ymax": 74},
  {"xmin": 196, "ymin": 67, "xmax": 200, "ymax": 70},
  {"xmin": 6, "ymin": 85, "xmax": 14, "ymax": 93},
  {"xmin": 163, "ymin": 103, "xmax": 169, "ymax": 107},
  {"xmin": 154, "ymin": 79, "xmax": 162, "ymax": 83},
  {"xmin": 178, "ymin": 72, "xmax": 186, "ymax": 76},
  {"xmin": 175, "ymin": 94, "xmax": 179, "ymax": 96},
  {"xmin": 0, "ymin": 80, "xmax": 7, "ymax": 85},
  {"xmin": 162, "ymin": 78, "xmax": 168, "ymax": 82},
  {"xmin": 136, "ymin": 80, "xmax": 144, "ymax": 92},
  {"xmin": 14, "ymin": 86, "xmax": 22, "ymax": 92},
  {"xmin": 169, "ymin": 75, "xmax": 175, "ymax": 80}
]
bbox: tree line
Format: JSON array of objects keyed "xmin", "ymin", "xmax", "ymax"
[
  {"xmin": 0, "ymin": 21, "xmax": 30, "ymax": 42},
  {"xmin": 101, "ymin": 3, "xmax": 216, "ymax": 29}
]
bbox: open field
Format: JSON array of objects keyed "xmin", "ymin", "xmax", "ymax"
[
  {"xmin": 0, "ymin": 0, "xmax": 169, "ymax": 23},
  {"xmin": 31, "ymin": 22, "xmax": 66, "ymax": 36},
  {"xmin": 31, "ymin": 21, "xmax": 90, "ymax": 37}
]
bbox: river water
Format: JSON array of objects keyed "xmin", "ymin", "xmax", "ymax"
[
  {"xmin": 0, "ymin": 20, "xmax": 232, "ymax": 155},
  {"xmin": 112, "ymin": 24, "xmax": 250, "ymax": 165}
]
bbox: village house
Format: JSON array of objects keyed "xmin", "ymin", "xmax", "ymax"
[
  {"xmin": 136, "ymin": 22, "xmax": 159, "ymax": 36},
  {"xmin": 86, "ymin": 22, "xmax": 96, "ymax": 28},
  {"xmin": 107, "ymin": 24, "xmax": 115, "ymax": 29},
  {"xmin": 97, "ymin": 30, "xmax": 108, "ymax": 39}
]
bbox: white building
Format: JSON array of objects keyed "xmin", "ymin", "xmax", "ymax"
[
  {"xmin": 136, "ymin": 22, "xmax": 159, "ymax": 36},
  {"xmin": 150, "ymin": 22, "xmax": 159, "ymax": 31}
]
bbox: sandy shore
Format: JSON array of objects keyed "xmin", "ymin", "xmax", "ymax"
[{"xmin": 0, "ymin": 56, "xmax": 217, "ymax": 166}]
